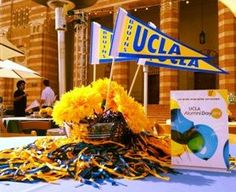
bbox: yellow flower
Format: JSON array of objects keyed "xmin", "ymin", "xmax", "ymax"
[
  {"xmin": 52, "ymin": 86, "xmax": 102, "ymax": 125},
  {"xmin": 52, "ymin": 78, "xmax": 150, "ymax": 134},
  {"xmin": 115, "ymin": 93, "xmax": 151, "ymax": 133},
  {"xmin": 92, "ymin": 78, "xmax": 127, "ymax": 111}
]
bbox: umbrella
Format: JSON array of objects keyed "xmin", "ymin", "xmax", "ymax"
[
  {"xmin": 0, "ymin": 36, "xmax": 24, "ymax": 60},
  {"xmin": 0, "ymin": 60, "xmax": 41, "ymax": 79}
]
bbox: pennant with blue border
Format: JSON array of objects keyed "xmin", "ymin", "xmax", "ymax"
[
  {"xmin": 90, "ymin": 22, "xmax": 136, "ymax": 64},
  {"xmin": 110, "ymin": 8, "xmax": 227, "ymax": 74},
  {"xmin": 138, "ymin": 58, "xmax": 227, "ymax": 74}
]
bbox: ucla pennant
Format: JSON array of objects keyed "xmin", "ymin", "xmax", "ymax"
[
  {"xmin": 111, "ymin": 8, "xmax": 211, "ymax": 60},
  {"xmin": 90, "ymin": 22, "xmax": 136, "ymax": 64},
  {"xmin": 138, "ymin": 58, "xmax": 227, "ymax": 74}
]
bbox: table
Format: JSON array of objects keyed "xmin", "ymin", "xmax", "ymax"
[
  {"xmin": 2, "ymin": 117, "xmax": 53, "ymax": 134},
  {"xmin": 0, "ymin": 137, "xmax": 235, "ymax": 192},
  {"xmin": 2, "ymin": 117, "xmax": 52, "ymax": 121},
  {"xmin": 1, "ymin": 172, "xmax": 235, "ymax": 192},
  {"xmin": 228, "ymin": 122, "xmax": 236, "ymax": 134}
]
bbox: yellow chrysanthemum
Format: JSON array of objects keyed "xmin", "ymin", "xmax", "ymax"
[
  {"xmin": 92, "ymin": 78, "xmax": 127, "ymax": 111},
  {"xmin": 115, "ymin": 94, "xmax": 151, "ymax": 133},
  {"xmin": 52, "ymin": 78, "xmax": 151, "ymax": 134},
  {"xmin": 52, "ymin": 86, "xmax": 102, "ymax": 125}
]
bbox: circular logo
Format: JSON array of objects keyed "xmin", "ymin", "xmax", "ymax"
[{"xmin": 211, "ymin": 108, "xmax": 222, "ymax": 119}]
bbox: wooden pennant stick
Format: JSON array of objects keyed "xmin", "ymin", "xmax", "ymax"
[
  {"xmin": 105, "ymin": 57, "xmax": 115, "ymax": 110},
  {"xmin": 93, "ymin": 64, "xmax": 97, "ymax": 82},
  {"xmin": 128, "ymin": 64, "xmax": 141, "ymax": 96},
  {"xmin": 143, "ymin": 65, "xmax": 148, "ymax": 115}
]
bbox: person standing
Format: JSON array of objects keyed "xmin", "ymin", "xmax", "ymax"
[
  {"xmin": 40, "ymin": 79, "xmax": 56, "ymax": 108},
  {"xmin": 13, "ymin": 80, "xmax": 27, "ymax": 116}
]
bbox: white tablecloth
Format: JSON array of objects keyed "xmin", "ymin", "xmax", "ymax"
[
  {"xmin": 0, "ymin": 137, "xmax": 235, "ymax": 192},
  {"xmin": 2, "ymin": 117, "xmax": 52, "ymax": 122}
]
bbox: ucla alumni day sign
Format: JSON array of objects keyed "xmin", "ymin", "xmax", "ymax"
[
  {"xmin": 171, "ymin": 90, "xmax": 229, "ymax": 171},
  {"xmin": 109, "ymin": 8, "xmax": 226, "ymax": 74}
]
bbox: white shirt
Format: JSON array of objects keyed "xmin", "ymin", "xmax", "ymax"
[{"xmin": 41, "ymin": 86, "xmax": 55, "ymax": 107}]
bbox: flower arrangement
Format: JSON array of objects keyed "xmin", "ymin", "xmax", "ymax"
[
  {"xmin": 0, "ymin": 79, "xmax": 174, "ymax": 187},
  {"xmin": 52, "ymin": 78, "xmax": 151, "ymax": 137}
]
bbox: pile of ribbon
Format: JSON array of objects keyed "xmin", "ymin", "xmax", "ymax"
[
  {"xmin": 0, "ymin": 133, "xmax": 173, "ymax": 188},
  {"xmin": 230, "ymin": 156, "xmax": 236, "ymax": 170}
]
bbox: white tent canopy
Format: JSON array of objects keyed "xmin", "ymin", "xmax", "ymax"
[
  {"xmin": 0, "ymin": 35, "xmax": 24, "ymax": 60},
  {"xmin": 219, "ymin": 0, "xmax": 236, "ymax": 17},
  {"xmin": 0, "ymin": 60, "xmax": 41, "ymax": 79}
]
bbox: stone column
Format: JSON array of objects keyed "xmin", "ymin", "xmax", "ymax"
[
  {"xmin": 28, "ymin": 10, "xmax": 58, "ymax": 102},
  {"xmin": 218, "ymin": 2, "xmax": 236, "ymax": 94},
  {"xmin": 0, "ymin": 1, "xmax": 30, "ymax": 107},
  {"xmin": 159, "ymin": 0, "xmax": 179, "ymax": 104},
  {"xmin": 41, "ymin": 18, "xmax": 58, "ymax": 95},
  {"xmin": 0, "ymin": 2, "xmax": 58, "ymax": 108}
]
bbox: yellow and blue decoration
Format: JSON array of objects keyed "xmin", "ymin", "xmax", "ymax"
[{"xmin": 171, "ymin": 107, "xmax": 219, "ymax": 161}]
